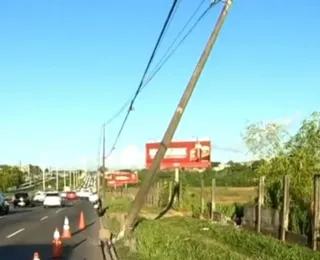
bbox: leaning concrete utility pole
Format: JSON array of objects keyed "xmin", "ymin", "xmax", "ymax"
[
  {"xmin": 121, "ymin": 0, "xmax": 233, "ymax": 236},
  {"xmin": 102, "ymin": 123, "xmax": 106, "ymax": 198}
]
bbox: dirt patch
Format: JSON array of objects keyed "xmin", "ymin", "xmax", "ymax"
[{"xmin": 139, "ymin": 209, "xmax": 189, "ymax": 220}]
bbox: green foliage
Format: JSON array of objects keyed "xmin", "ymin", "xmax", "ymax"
[
  {"xmin": 0, "ymin": 165, "xmax": 24, "ymax": 191},
  {"xmin": 137, "ymin": 162, "xmax": 260, "ymax": 188},
  {"xmin": 29, "ymin": 165, "xmax": 43, "ymax": 176},
  {"xmin": 243, "ymin": 111, "xmax": 320, "ymax": 236},
  {"xmin": 132, "ymin": 217, "xmax": 320, "ymax": 260}
]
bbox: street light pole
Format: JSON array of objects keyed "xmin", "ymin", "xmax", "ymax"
[
  {"xmin": 63, "ymin": 170, "xmax": 66, "ymax": 190},
  {"xmin": 42, "ymin": 167, "xmax": 46, "ymax": 191},
  {"xmin": 74, "ymin": 171, "xmax": 77, "ymax": 189},
  {"xmin": 56, "ymin": 168, "xmax": 59, "ymax": 191}
]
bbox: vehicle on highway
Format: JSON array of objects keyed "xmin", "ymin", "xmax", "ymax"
[
  {"xmin": 77, "ymin": 189, "xmax": 91, "ymax": 200},
  {"xmin": 13, "ymin": 192, "xmax": 34, "ymax": 208},
  {"xmin": 33, "ymin": 191, "xmax": 46, "ymax": 205},
  {"xmin": 43, "ymin": 192, "xmax": 64, "ymax": 208},
  {"xmin": 89, "ymin": 192, "xmax": 99, "ymax": 203},
  {"xmin": 4, "ymin": 199, "xmax": 10, "ymax": 214},
  {"xmin": 60, "ymin": 191, "xmax": 67, "ymax": 198},
  {"xmin": 0, "ymin": 193, "xmax": 9, "ymax": 215},
  {"xmin": 66, "ymin": 191, "xmax": 77, "ymax": 200},
  {"xmin": 64, "ymin": 186, "xmax": 71, "ymax": 192}
]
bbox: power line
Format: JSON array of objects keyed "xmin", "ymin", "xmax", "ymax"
[
  {"xmin": 104, "ymin": 1, "xmax": 181, "ymax": 126},
  {"xmin": 105, "ymin": 0, "xmax": 181, "ymax": 158},
  {"xmin": 140, "ymin": 1, "xmax": 219, "ymax": 92},
  {"xmin": 148, "ymin": 0, "xmax": 207, "ymax": 78},
  {"xmin": 105, "ymin": 1, "xmax": 222, "ymax": 160},
  {"xmin": 104, "ymin": 0, "xmax": 218, "ymax": 126}
]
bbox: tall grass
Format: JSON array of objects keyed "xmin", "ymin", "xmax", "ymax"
[{"xmin": 133, "ymin": 217, "xmax": 320, "ymax": 260}]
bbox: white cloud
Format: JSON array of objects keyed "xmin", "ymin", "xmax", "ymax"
[
  {"xmin": 264, "ymin": 111, "xmax": 301, "ymax": 128},
  {"xmin": 105, "ymin": 145, "xmax": 144, "ymax": 169},
  {"xmin": 120, "ymin": 145, "xmax": 142, "ymax": 168}
]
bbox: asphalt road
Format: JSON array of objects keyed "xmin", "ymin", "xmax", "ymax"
[{"xmin": 0, "ymin": 200, "xmax": 103, "ymax": 259}]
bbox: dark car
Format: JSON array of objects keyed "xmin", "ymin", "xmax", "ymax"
[
  {"xmin": 0, "ymin": 192, "xmax": 9, "ymax": 215},
  {"xmin": 13, "ymin": 192, "xmax": 34, "ymax": 208}
]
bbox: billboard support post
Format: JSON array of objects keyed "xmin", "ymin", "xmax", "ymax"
[
  {"xmin": 121, "ymin": 0, "xmax": 233, "ymax": 238},
  {"xmin": 174, "ymin": 168, "xmax": 179, "ymax": 183}
]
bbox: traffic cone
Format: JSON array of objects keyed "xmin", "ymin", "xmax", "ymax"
[
  {"xmin": 51, "ymin": 228, "xmax": 63, "ymax": 258},
  {"xmin": 78, "ymin": 211, "xmax": 85, "ymax": 230},
  {"xmin": 61, "ymin": 217, "xmax": 71, "ymax": 239},
  {"xmin": 32, "ymin": 252, "xmax": 40, "ymax": 260}
]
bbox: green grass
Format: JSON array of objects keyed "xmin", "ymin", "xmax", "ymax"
[
  {"xmin": 105, "ymin": 198, "xmax": 320, "ymax": 259},
  {"xmin": 107, "ymin": 197, "xmax": 132, "ymax": 212},
  {"xmin": 122, "ymin": 217, "xmax": 320, "ymax": 260}
]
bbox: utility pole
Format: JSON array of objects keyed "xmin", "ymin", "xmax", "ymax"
[
  {"xmin": 101, "ymin": 124, "xmax": 106, "ymax": 199},
  {"xmin": 122, "ymin": 0, "xmax": 233, "ymax": 236}
]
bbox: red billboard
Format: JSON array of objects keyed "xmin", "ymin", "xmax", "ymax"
[
  {"xmin": 105, "ymin": 171, "xmax": 139, "ymax": 187},
  {"xmin": 145, "ymin": 140, "xmax": 211, "ymax": 169}
]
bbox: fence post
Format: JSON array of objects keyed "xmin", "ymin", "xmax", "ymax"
[
  {"xmin": 152, "ymin": 183, "xmax": 156, "ymax": 206},
  {"xmin": 156, "ymin": 182, "xmax": 160, "ymax": 207},
  {"xmin": 256, "ymin": 176, "xmax": 265, "ymax": 233},
  {"xmin": 211, "ymin": 178, "xmax": 216, "ymax": 219},
  {"xmin": 200, "ymin": 176, "xmax": 205, "ymax": 217},
  {"xmin": 312, "ymin": 174, "xmax": 320, "ymax": 251},
  {"xmin": 125, "ymin": 184, "xmax": 128, "ymax": 197},
  {"xmin": 178, "ymin": 178, "xmax": 183, "ymax": 210},
  {"xmin": 279, "ymin": 175, "xmax": 290, "ymax": 241},
  {"xmin": 168, "ymin": 181, "xmax": 173, "ymax": 204}
]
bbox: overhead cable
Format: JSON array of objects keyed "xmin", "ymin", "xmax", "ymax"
[
  {"xmin": 106, "ymin": 0, "xmax": 222, "ymax": 158},
  {"xmin": 105, "ymin": 0, "xmax": 181, "ymax": 157}
]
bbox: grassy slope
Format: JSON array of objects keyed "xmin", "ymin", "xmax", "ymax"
[
  {"xmin": 131, "ymin": 217, "xmax": 320, "ymax": 260},
  {"xmin": 106, "ymin": 197, "xmax": 320, "ymax": 260}
]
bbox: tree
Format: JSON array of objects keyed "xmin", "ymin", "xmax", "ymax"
[
  {"xmin": 0, "ymin": 165, "xmax": 24, "ymax": 191},
  {"xmin": 211, "ymin": 161, "xmax": 221, "ymax": 167},
  {"xmin": 243, "ymin": 112, "xmax": 320, "ymax": 235}
]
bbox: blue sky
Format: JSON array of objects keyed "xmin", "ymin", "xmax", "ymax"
[{"xmin": 1, "ymin": 0, "xmax": 319, "ymax": 170}]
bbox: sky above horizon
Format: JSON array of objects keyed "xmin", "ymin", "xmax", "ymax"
[{"xmin": 1, "ymin": 0, "xmax": 319, "ymax": 170}]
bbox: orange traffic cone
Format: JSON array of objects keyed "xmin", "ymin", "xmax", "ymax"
[
  {"xmin": 32, "ymin": 252, "xmax": 40, "ymax": 260},
  {"xmin": 78, "ymin": 211, "xmax": 85, "ymax": 230},
  {"xmin": 51, "ymin": 228, "xmax": 63, "ymax": 258},
  {"xmin": 61, "ymin": 217, "xmax": 71, "ymax": 239}
]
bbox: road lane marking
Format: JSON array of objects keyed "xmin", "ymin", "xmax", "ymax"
[
  {"xmin": 40, "ymin": 216, "xmax": 48, "ymax": 221},
  {"xmin": 56, "ymin": 208, "xmax": 65, "ymax": 213},
  {"xmin": 7, "ymin": 228, "xmax": 25, "ymax": 238}
]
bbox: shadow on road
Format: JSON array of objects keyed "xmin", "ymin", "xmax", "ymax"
[
  {"xmin": 0, "ymin": 243, "xmax": 74, "ymax": 259},
  {"xmin": 6, "ymin": 209, "xmax": 33, "ymax": 216},
  {"xmin": 71, "ymin": 221, "xmax": 96, "ymax": 236}
]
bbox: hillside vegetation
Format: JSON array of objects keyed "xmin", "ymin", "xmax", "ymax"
[{"xmin": 121, "ymin": 217, "xmax": 320, "ymax": 260}]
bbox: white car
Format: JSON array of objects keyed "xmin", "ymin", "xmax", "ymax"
[
  {"xmin": 43, "ymin": 192, "xmax": 64, "ymax": 208},
  {"xmin": 89, "ymin": 192, "xmax": 99, "ymax": 203},
  {"xmin": 77, "ymin": 189, "xmax": 91, "ymax": 200},
  {"xmin": 33, "ymin": 191, "xmax": 46, "ymax": 203}
]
